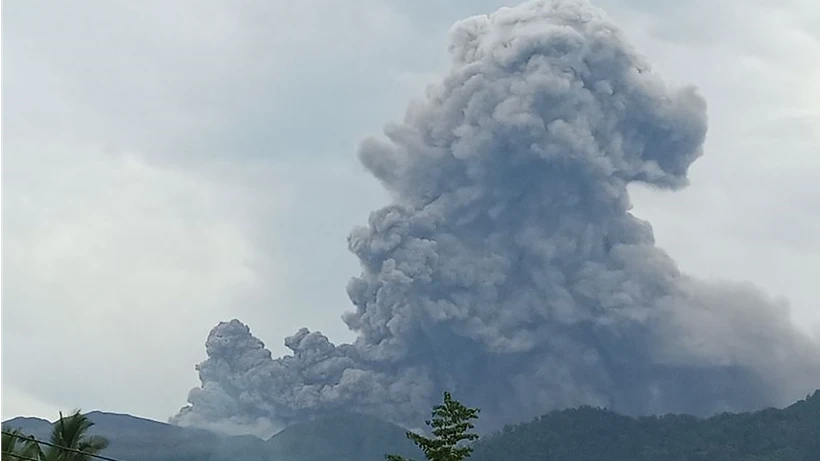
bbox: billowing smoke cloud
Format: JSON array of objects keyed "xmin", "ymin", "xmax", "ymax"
[{"xmin": 172, "ymin": 0, "xmax": 820, "ymax": 435}]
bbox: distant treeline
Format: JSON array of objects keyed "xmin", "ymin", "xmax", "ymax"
[{"xmin": 471, "ymin": 390, "xmax": 820, "ymax": 461}]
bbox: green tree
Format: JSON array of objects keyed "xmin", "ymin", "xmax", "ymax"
[
  {"xmin": 43, "ymin": 410, "xmax": 109, "ymax": 461},
  {"xmin": 386, "ymin": 392, "xmax": 480, "ymax": 461},
  {"xmin": 3, "ymin": 428, "xmax": 44, "ymax": 460}
]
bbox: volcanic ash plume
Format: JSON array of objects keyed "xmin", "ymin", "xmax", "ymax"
[{"xmin": 172, "ymin": 0, "xmax": 820, "ymax": 435}]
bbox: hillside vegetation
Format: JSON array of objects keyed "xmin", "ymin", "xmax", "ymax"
[
  {"xmin": 4, "ymin": 391, "xmax": 818, "ymax": 461},
  {"xmin": 471, "ymin": 391, "xmax": 820, "ymax": 461}
]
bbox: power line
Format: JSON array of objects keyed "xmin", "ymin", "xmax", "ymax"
[
  {"xmin": 2, "ymin": 451, "xmax": 43, "ymax": 461},
  {"xmin": 1, "ymin": 431, "xmax": 124, "ymax": 461}
]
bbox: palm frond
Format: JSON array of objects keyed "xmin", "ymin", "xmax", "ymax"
[
  {"xmin": 44, "ymin": 409, "xmax": 108, "ymax": 461},
  {"xmin": 3, "ymin": 428, "xmax": 44, "ymax": 460}
]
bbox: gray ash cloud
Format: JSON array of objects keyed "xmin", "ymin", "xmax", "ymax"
[{"xmin": 171, "ymin": 0, "xmax": 820, "ymax": 436}]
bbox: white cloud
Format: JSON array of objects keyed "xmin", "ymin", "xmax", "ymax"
[
  {"xmin": 1, "ymin": 141, "xmax": 271, "ymax": 419},
  {"xmin": 1, "ymin": 385, "xmax": 63, "ymax": 421}
]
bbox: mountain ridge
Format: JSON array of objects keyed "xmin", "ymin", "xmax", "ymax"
[{"xmin": 4, "ymin": 391, "xmax": 819, "ymax": 461}]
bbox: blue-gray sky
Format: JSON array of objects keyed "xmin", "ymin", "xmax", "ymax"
[{"xmin": 2, "ymin": 0, "xmax": 819, "ymax": 422}]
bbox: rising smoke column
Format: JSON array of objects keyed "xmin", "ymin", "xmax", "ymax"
[{"xmin": 172, "ymin": 0, "xmax": 820, "ymax": 435}]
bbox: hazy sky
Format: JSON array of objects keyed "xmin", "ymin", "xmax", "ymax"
[{"xmin": 2, "ymin": 0, "xmax": 818, "ymax": 422}]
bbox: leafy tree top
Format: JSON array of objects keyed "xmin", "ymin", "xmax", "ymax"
[{"xmin": 387, "ymin": 392, "xmax": 480, "ymax": 461}]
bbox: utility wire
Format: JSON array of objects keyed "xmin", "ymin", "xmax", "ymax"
[
  {"xmin": 2, "ymin": 451, "xmax": 43, "ymax": 461},
  {"xmin": 1, "ymin": 431, "xmax": 123, "ymax": 461}
]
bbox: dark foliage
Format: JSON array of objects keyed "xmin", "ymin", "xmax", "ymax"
[
  {"xmin": 3, "ymin": 391, "xmax": 817, "ymax": 461},
  {"xmin": 471, "ymin": 391, "xmax": 820, "ymax": 461},
  {"xmin": 387, "ymin": 392, "xmax": 480, "ymax": 461}
]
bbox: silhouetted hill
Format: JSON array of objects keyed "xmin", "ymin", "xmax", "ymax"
[
  {"xmin": 2, "ymin": 410, "xmax": 413, "ymax": 461},
  {"xmin": 471, "ymin": 390, "xmax": 820, "ymax": 461},
  {"xmin": 3, "ymin": 411, "xmax": 267, "ymax": 461},
  {"xmin": 2, "ymin": 416, "xmax": 52, "ymax": 439},
  {"xmin": 4, "ymin": 392, "xmax": 818, "ymax": 461},
  {"xmin": 263, "ymin": 411, "xmax": 417, "ymax": 461}
]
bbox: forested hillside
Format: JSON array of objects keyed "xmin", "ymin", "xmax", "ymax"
[
  {"xmin": 471, "ymin": 391, "xmax": 820, "ymax": 461},
  {"xmin": 4, "ymin": 391, "xmax": 818, "ymax": 461}
]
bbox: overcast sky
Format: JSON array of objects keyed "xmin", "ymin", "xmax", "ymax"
[{"xmin": 2, "ymin": 0, "xmax": 818, "ymax": 422}]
